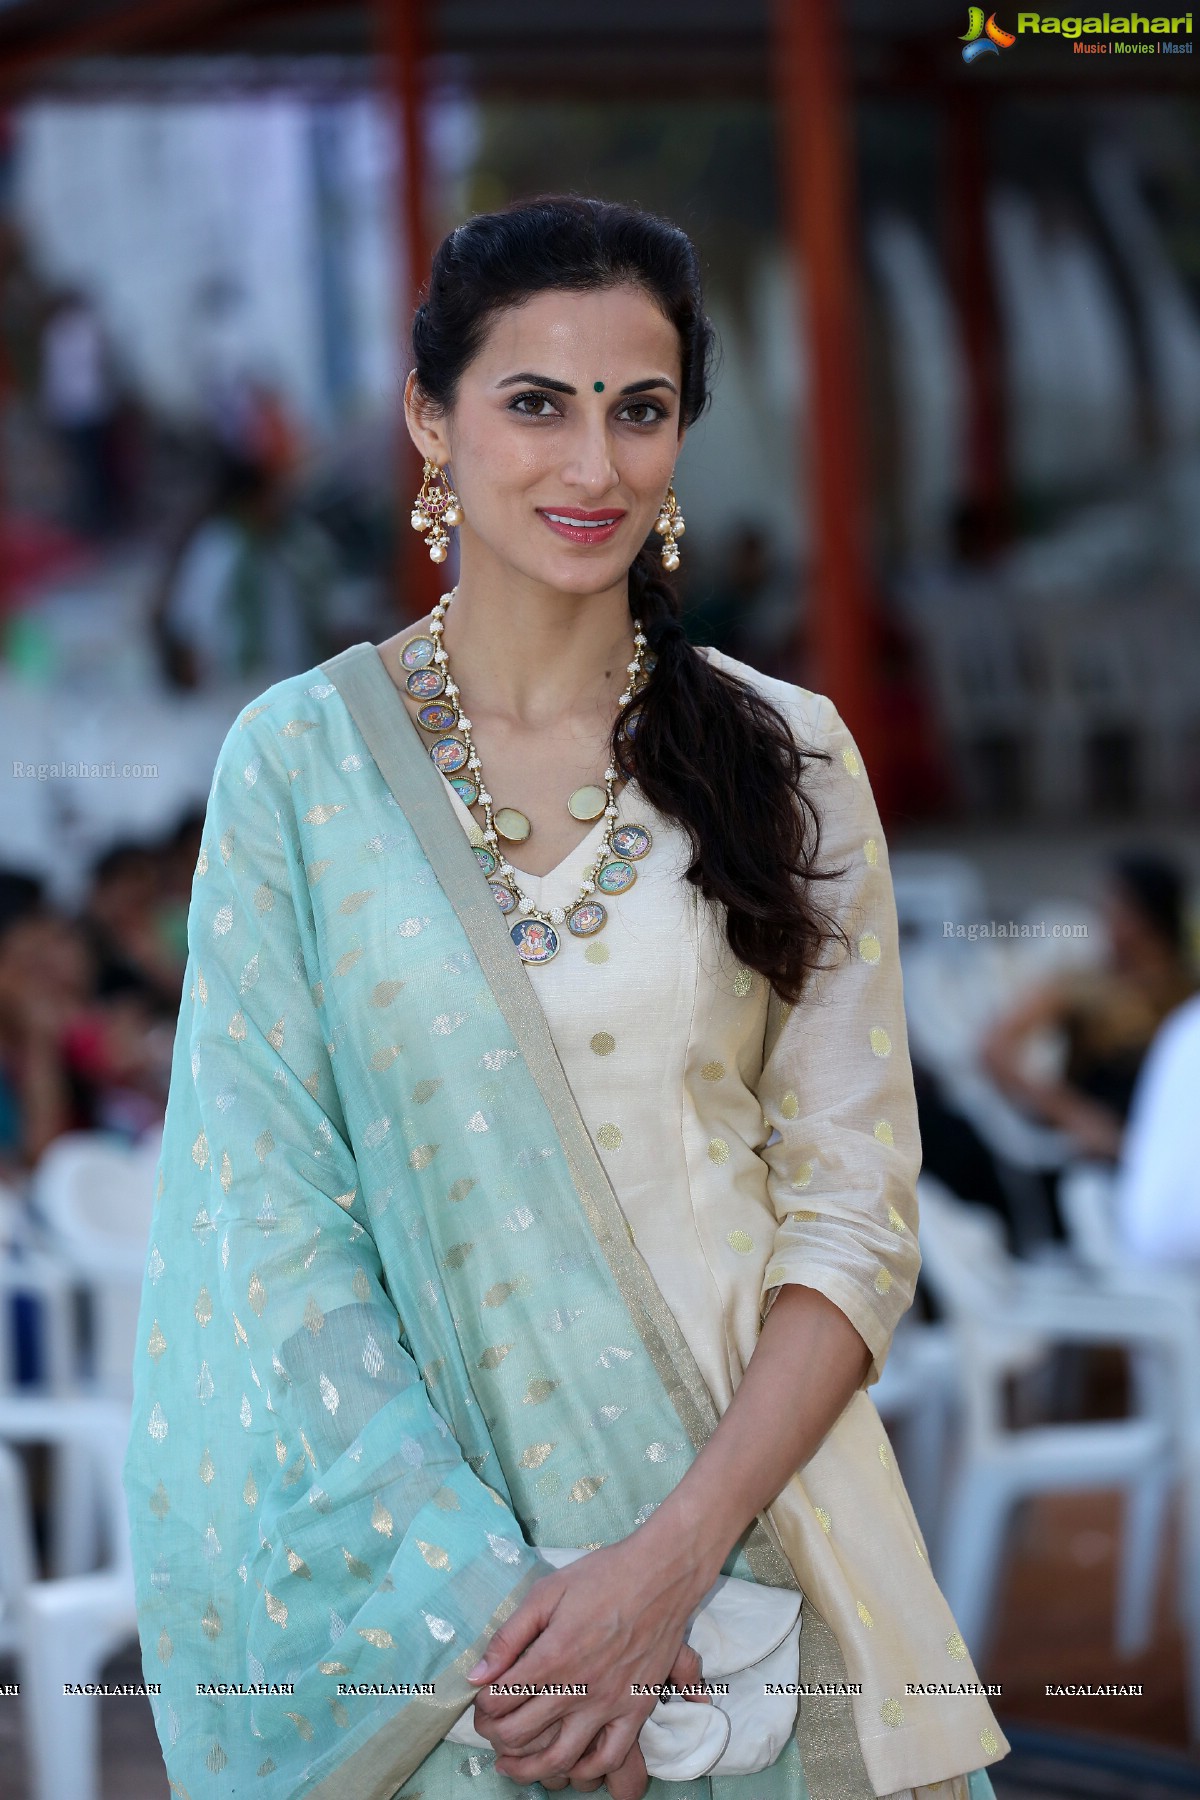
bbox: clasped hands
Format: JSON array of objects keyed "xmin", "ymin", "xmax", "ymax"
[{"xmin": 463, "ymin": 1535, "xmax": 714, "ymax": 1798}]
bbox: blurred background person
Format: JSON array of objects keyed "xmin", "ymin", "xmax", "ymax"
[
  {"xmin": 156, "ymin": 449, "xmax": 337, "ymax": 690},
  {"xmin": 980, "ymin": 850, "xmax": 1198, "ymax": 1163},
  {"xmin": 1115, "ymin": 990, "xmax": 1200, "ymax": 1265},
  {"xmin": 36, "ymin": 284, "xmax": 121, "ymax": 541}
]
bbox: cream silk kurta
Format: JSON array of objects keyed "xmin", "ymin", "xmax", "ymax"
[{"xmin": 415, "ymin": 644, "xmax": 1010, "ymax": 1798}]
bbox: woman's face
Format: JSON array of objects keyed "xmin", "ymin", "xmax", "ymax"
[{"xmin": 408, "ymin": 283, "xmax": 685, "ymax": 597}]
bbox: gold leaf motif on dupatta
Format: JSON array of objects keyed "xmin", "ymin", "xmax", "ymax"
[
  {"xmin": 343, "ymin": 1548, "xmax": 373, "ymax": 1581},
  {"xmin": 357, "ymin": 1627, "xmax": 396, "ymax": 1649},
  {"xmin": 339, "ymin": 889, "xmax": 376, "ymax": 915},
  {"xmin": 478, "ymin": 1344, "xmax": 513, "ymax": 1371},
  {"xmin": 416, "ymin": 1540, "xmax": 451, "ymax": 1571},
  {"xmin": 147, "ymin": 1320, "xmax": 167, "ymax": 1360},
  {"xmin": 569, "ymin": 1476, "xmax": 607, "ymax": 1504},
  {"xmin": 264, "ymin": 1590, "xmax": 288, "ymax": 1628},
  {"xmin": 371, "ymin": 1496, "xmax": 394, "ymax": 1537},
  {"xmin": 149, "ymin": 1480, "xmax": 170, "ymax": 1518},
  {"xmin": 371, "ymin": 979, "xmax": 406, "ymax": 1007},
  {"xmin": 523, "ymin": 1378, "xmax": 560, "ymax": 1406},
  {"xmin": 286, "ymin": 1547, "xmax": 312, "ymax": 1579},
  {"xmin": 200, "ymin": 1602, "xmax": 222, "ymax": 1639},
  {"xmin": 519, "ymin": 1442, "xmax": 556, "ymax": 1469}
]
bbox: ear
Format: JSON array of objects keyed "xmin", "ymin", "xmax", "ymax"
[{"xmin": 404, "ymin": 369, "xmax": 453, "ymax": 467}]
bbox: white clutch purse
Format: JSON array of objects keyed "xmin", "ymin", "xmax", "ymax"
[{"xmin": 447, "ymin": 1546, "xmax": 802, "ymax": 1779}]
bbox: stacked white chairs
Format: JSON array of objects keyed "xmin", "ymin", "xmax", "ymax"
[
  {"xmin": 917, "ymin": 1173, "xmax": 1200, "ymax": 1734},
  {"xmin": 0, "ymin": 1130, "xmax": 160, "ymax": 1800}
]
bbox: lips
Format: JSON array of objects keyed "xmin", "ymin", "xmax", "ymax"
[{"xmin": 537, "ymin": 507, "xmax": 627, "ymax": 546}]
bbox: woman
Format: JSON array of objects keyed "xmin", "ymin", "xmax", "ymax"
[
  {"xmin": 123, "ymin": 198, "xmax": 1008, "ymax": 1800},
  {"xmin": 981, "ymin": 850, "xmax": 1196, "ymax": 1163}
]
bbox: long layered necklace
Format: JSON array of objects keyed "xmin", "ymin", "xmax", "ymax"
[{"xmin": 399, "ymin": 588, "xmax": 656, "ymax": 965}]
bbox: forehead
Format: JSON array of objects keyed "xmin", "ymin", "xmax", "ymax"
[{"xmin": 471, "ymin": 284, "xmax": 680, "ymax": 378}]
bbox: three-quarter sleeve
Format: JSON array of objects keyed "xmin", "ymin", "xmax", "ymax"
[
  {"xmin": 123, "ymin": 710, "xmax": 543, "ymax": 1799},
  {"xmin": 755, "ymin": 694, "xmax": 922, "ymax": 1391}
]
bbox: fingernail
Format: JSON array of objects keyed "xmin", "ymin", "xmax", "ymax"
[{"xmin": 467, "ymin": 1660, "xmax": 488, "ymax": 1681}]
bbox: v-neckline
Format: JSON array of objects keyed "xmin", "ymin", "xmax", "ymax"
[{"xmin": 371, "ymin": 642, "xmax": 627, "ymax": 889}]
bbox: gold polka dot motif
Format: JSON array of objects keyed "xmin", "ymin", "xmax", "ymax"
[
  {"xmin": 708, "ymin": 1138, "xmax": 730, "ymax": 1166},
  {"xmin": 732, "ymin": 967, "xmax": 754, "ymax": 997},
  {"xmin": 700, "ymin": 1060, "xmax": 725, "ymax": 1082},
  {"xmin": 780, "ymin": 1091, "xmax": 800, "ymax": 1119},
  {"xmin": 584, "ymin": 941, "xmax": 610, "ymax": 965},
  {"xmin": 869, "ymin": 1026, "xmax": 892, "ymax": 1058},
  {"xmin": 590, "ymin": 1032, "xmax": 616, "ymax": 1056},
  {"xmin": 880, "ymin": 1697, "xmax": 904, "ymax": 1727},
  {"xmin": 980, "ymin": 1727, "xmax": 1000, "ymax": 1754},
  {"xmin": 857, "ymin": 932, "xmax": 881, "ymax": 963},
  {"xmin": 596, "ymin": 1123, "xmax": 623, "ymax": 1151},
  {"xmin": 873, "ymin": 1119, "xmax": 894, "ymax": 1145},
  {"xmin": 863, "ymin": 837, "xmax": 879, "ymax": 865},
  {"xmin": 946, "ymin": 1631, "xmax": 968, "ymax": 1660},
  {"xmin": 727, "ymin": 1229, "xmax": 754, "ymax": 1254}
]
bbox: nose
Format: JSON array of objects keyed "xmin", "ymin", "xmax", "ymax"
[{"xmin": 560, "ymin": 407, "xmax": 620, "ymax": 498}]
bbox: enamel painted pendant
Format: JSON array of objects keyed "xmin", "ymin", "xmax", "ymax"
[{"xmin": 511, "ymin": 918, "xmax": 560, "ymax": 963}]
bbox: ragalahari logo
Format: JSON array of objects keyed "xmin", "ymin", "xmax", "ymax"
[{"xmin": 961, "ymin": 8, "xmax": 1017, "ymax": 58}]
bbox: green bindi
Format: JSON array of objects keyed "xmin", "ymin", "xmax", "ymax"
[{"xmin": 593, "ymin": 380, "xmax": 605, "ymax": 392}]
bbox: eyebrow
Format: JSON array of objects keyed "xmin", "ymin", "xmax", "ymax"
[{"xmin": 495, "ymin": 372, "xmax": 679, "ymax": 397}]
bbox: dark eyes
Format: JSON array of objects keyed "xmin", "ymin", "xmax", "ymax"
[{"xmin": 508, "ymin": 390, "xmax": 668, "ymax": 425}]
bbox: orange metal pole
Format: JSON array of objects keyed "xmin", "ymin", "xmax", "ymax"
[
  {"xmin": 771, "ymin": 0, "xmax": 882, "ymax": 792},
  {"xmin": 374, "ymin": 0, "xmax": 440, "ymax": 621}
]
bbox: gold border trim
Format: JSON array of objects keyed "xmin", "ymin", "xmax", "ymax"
[{"xmin": 321, "ymin": 642, "xmax": 875, "ymax": 1800}]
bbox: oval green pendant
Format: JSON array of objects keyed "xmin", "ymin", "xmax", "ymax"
[
  {"xmin": 494, "ymin": 807, "xmax": 532, "ymax": 843},
  {"xmin": 567, "ymin": 784, "xmax": 607, "ymax": 822}
]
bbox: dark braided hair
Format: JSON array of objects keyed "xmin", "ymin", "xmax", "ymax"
[{"xmin": 411, "ymin": 195, "xmax": 848, "ymax": 1004}]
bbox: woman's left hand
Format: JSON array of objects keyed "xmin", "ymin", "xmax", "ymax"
[{"xmin": 464, "ymin": 1533, "xmax": 712, "ymax": 1788}]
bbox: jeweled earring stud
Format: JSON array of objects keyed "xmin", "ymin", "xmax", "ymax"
[
  {"xmin": 654, "ymin": 483, "xmax": 685, "ymax": 573},
  {"xmin": 411, "ymin": 459, "xmax": 463, "ymax": 564}
]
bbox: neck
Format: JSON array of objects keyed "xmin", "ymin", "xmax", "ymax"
[{"xmin": 442, "ymin": 541, "xmax": 635, "ymax": 730}]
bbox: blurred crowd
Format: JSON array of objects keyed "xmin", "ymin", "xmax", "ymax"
[{"xmin": 0, "ymin": 816, "xmax": 199, "ymax": 1180}]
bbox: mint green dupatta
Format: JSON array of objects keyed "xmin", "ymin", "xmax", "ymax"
[{"xmin": 122, "ymin": 644, "xmax": 874, "ymax": 1800}]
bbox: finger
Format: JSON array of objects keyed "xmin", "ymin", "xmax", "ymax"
[
  {"xmin": 668, "ymin": 1640, "xmax": 711, "ymax": 1703},
  {"xmin": 605, "ymin": 1739, "xmax": 650, "ymax": 1800},
  {"xmin": 467, "ymin": 1582, "xmax": 558, "ymax": 1686},
  {"xmin": 541, "ymin": 1715, "xmax": 641, "ymax": 1787},
  {"xmin": 494, "ymin": 1715, "xmax": 619, "ymax": 1785},
  {"xmin": 474, "ymin": 1688, "xmax": 577, "ymax": 1741},
  {"xmin": 477, "ymin": 1710, "xmax": 563, "ymax": 1757}
]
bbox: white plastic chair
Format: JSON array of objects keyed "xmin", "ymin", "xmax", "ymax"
[
  {"xmin": 30, "ymin": 1130, "xmax": 160, "ymax": 1576},
  {"xmin": 870, "ymin": 1317, "xmax": 961, "ymax": 1561},
  {"xmin": 0, "ymin": 1395, "xmax": 137, "ymax": 1800},
  {"xmin": 916, "ymin": 1174, "xmax": 1197, "ymax": 1683}
]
